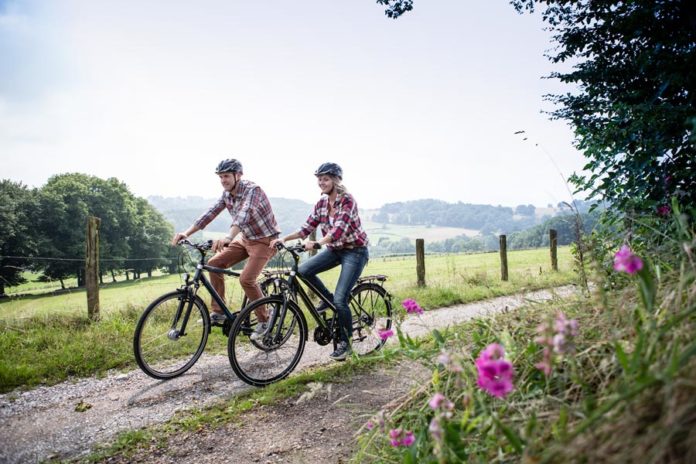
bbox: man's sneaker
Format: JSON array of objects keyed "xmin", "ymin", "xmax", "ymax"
[
  {"xmin": 329, "ymin": 341, "xmax": 352, "ymax": 361},
  {"xmin": 210, "ymin": 312, "xmax": 228, "ymax": 325},
  {"xmin": 250, "ymin": 322, "xmax": 268, "ymax": 341}
]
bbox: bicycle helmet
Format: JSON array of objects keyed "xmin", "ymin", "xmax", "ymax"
[
  {"xmin": 314, "ymin": 162, "xmax": 343, "ymax": 179},
  {"xmin": 215, "ymin": 158, "xmax": 243, "ymax": 174}
]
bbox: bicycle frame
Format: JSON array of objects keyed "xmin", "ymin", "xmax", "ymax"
[
  {"xmin": 174, "ymin": 240, "xmax": 243, "ymax": 335},
  {"xmin": 263, "ymin": 244, "xmax": 343, "ymax": 344}
]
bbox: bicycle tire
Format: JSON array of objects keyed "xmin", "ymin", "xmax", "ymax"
[
  {"xmin": 228, "ymin": 296, "xmax": 307, "ymax": 386},
  {"xmin": 349, "ymin": 283, "xmax": 393, "ymax": 356},
  {"xmin": 133, "ymin": 291, "xmax": 210, "ymax": 379}
]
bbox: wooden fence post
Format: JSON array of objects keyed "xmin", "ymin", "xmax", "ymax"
[
  {"xmin": 416, "ymin": 238, "xmax": 426, "ymax": 287},
  {"xmin": 549, "ymin": 228, "xmax": 558, "ymax": 271},
  {"xmin": 86, "ymin": 216, "xmax": 101, "ymax": 321},
  {"xmin": 499, "ymin": 235, "xmax": 508, "ymax": 281}
]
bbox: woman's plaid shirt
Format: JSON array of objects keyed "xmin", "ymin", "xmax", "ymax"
[
  {"xmin": 298, "ymin": 192, "xmax": 369, "ymax": 249},
  {"xmin": 194, "ymin": 180, "xmax": 280, "ymax": 240}
]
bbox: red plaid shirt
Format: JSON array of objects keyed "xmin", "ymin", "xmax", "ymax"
[
  {"xmin": 299, "ymin": 193, "xmax": 369, "ymax": 249},
  {"xmin": 194, "ymin": 180, "xmax": 280, "ymax": 240}
]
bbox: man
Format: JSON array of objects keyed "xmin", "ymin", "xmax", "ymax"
[{"xmin": 171, "ymin": 158, "xmax": 280, "ymax": 338}]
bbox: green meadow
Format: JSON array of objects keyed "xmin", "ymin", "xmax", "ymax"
[{"xmin": 0, "ymin": 247, "xmax": 576, "ymax": 392}]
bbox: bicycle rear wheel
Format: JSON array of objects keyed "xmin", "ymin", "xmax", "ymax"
[
  {"xmin": 134, "ymin": 291, "xmax": 209, "ymax": 379},
  {"xmin": 228, "ymin": 296, "xmax": 306, "ymax": 386},
  {"xmin": 349, "ymin": 283, "xmax": 393, "ymax": 356}
]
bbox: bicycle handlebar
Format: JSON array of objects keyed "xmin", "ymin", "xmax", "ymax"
[
  {"xmin": 177, "ymin": 238, "xmax": 213, "ymax": 252},
  {"xmin": 274, "ymin": 241, "xmax": 321, "ymax": 255}
]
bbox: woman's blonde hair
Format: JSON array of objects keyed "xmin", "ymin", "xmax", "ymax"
[{"xmin": 332, "ymin": 176, "xmax": 347, "ymax": 195}]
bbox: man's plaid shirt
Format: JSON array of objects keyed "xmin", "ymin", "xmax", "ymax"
[
  {"xmin": 194, "ymin": 180, "xmax": 280, "ymax": 240},
  {"xmin": 298, "ymin": 192, "xmax": 369, "ymax": 249}
]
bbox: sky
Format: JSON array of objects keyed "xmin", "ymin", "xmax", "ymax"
[{"xmin": 0, "ymin": 0, "xmax": 586, "ymax": 210}]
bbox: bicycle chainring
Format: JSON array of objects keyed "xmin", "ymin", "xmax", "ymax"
[{"xmin": 313, "ymin": 326, "xmax": 332, "ymax": 346}]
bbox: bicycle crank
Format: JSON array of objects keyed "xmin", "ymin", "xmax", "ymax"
[{"xmin": 313, "ymin": 326, "xmax": 332, "ymax": 345}]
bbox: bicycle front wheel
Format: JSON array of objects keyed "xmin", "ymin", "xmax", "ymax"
[
  {"xmin": 228, "ymin": 296, "xmax": 306, "ymax": 386},
  {"xmin": 349, "ymin": 283, "xmax": 393, "ymax": 356},
  {"xmin": 134, "ymin": 291, "xmax": 210, "ymax": 379}
]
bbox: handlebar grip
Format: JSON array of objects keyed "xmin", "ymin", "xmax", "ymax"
[{"xmin": 313, "ymin": 242, "xmax": 322, "ymax": 250}]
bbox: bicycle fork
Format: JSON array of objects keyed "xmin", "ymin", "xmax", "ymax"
[{"xmin": 168, "ymin": 287, "xmax": 200, "ymax": 340}]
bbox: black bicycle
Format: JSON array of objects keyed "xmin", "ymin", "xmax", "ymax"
[
  {"xmin": 133, "ymin": 239, "xmax": 260, "ymax": 379},
  {"xmin": 227, "ymin": 242, "xmax": 393, "ymax": 386}
]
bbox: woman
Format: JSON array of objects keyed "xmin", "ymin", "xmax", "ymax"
[{"xmin": 270, "ymin": 162, "xmax": 369, "ymax": 361}]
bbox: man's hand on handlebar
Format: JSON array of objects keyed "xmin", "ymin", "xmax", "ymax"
[
  {"xmin": 212, "ymin": 237, "xmax": 231, "ymax": 253},
  {"xmin": 171, "ymin": 232, "xmax": 188, "ymax": 246}
]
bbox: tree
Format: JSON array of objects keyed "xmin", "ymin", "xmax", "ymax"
[
  {"xmin": 510, "ymin": 0, "xmax": 696, "ymax": 216},
  {"xmin": 35, "ymin": 173, "xmax": 169, "ymax": 287},
  {"xmin": 0, "ymin": 180, "xmax": 39, "ymax": 296},
  {"xmin": 515, "ymin": 204, "xmax": 536, "ymax": 216},
  {"xmin": 128, "ymin": 198, "xmax": 174, "ymax": 278},
  {"xmin": 385, "ymin": 1, "xmax": 696, "ymax": 217},
  {"xmin": 36, "ymin": 174, "xmax": 92, "ymax": 288},
  {"xmin": 376, "ymin": 0, "xmax": 413, "ymax": 18}
]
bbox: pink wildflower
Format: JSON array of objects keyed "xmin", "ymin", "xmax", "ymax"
[
  {"xmin": 535, "ymin": 312, "xmax": 579, "ymax": 375},
  {"xmin": 535, "ymin": 360, "xmax": 552, "ymax": 376},
  {"xmin": 429, "ymin": 417, "xmax": 443, "ymax": 440},
  {"xmin": 613, "ymin": 245, "xmax": 644, "ymax": 275},
  {"xmin": 402, "ymin": 298, "xmax": 424, "ymax": 314},
  {"xmin": 657, "ymin": 204, "xmax": 671, "ymax": 217},
  {"xmin": 429, "ymin": 392, "xmax": 446, "ymax": 410},
  {"xmin": 388, "ymin": 428, "xmax": 415, "ymax": 447},
  {"xmin": 389, "ymin": 428, "xmax": 402, "ymax": 447},
  {"xmin": 378, "ymin": 328, "xmax": 394, "ymax": 341},
  {"xmin": 428, "ymin": 392, "xmax": 454, "ymax": 411},
  {"xmin": 365, "ymin": 420, "xmax": 374, "ymax": 430},
  {"xmin": 436, "ymin": 350, "xmax": 463, "ymax": 373},
  {"xmin": 401, "ymin": 431, "xmax": 415, "ymax": 447},
  {"xmin": 475, "ymin": 343, "xmax": 514, "ymax": 398}
]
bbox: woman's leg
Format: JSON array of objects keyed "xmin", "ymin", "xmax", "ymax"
[
  {"xmin": 333, "ymin": 247, "xmax": 369, "ymax": 344},
  {"xmin": 297, "ymin": 248, "xmax": 340, "ymax": 302}
]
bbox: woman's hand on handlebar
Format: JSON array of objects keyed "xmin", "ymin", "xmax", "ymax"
[
  {"xmin": 269, "ymin": 238, "xmax": 285, "ymax": 249},
  {"xmin": 304, "ymin": 241, "xmax": 322, "ymax": 251}
]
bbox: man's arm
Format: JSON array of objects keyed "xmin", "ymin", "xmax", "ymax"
[
  {"xmin": 171, "ymin": 197, "xmax": 225, "ymax": 245},
  {"xmin": 212, "ymin": 225, "xmax": 242, "ymax": 252},
  {"xmin": 171, "ymin": 224, "xmax": 201, "ymax": 246}
]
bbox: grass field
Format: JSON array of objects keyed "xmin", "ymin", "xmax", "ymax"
[
  {"xmin": 0, "ymin": 247, "xmax": 577, "ymax": 392},
  {"xmin": 0, "ymin": 247, "xmax": 574, "ymax": 320}
]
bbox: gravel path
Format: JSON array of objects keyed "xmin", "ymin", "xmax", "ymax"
[{"xmin": 0, "ymin": 285, "xmax": 578, "ymax": 463}]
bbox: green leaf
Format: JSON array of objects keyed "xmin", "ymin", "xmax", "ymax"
[
  {"xmin": 493, "ymin": 417, "xmax": 524, "ymax": 454},
  {"xmin": 614, "ymin": 341, "xmax": 630, "ymax": 373},
  {"xmin": 432, "ymin": 328, "xmax": 445, "ymax": 346}
]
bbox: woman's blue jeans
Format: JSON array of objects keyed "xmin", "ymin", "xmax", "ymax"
[{"xmin": 298, "ymin": 246, "xmax": 369, "ymax": 343}]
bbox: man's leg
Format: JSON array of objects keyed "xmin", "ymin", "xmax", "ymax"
[
  {"xmin": 207, "ymin": 242, "xmax": 248, "ymax": 314},
  {"xmin": 240, "ymin": 237, "xmax": 276, "ymax": 322}
]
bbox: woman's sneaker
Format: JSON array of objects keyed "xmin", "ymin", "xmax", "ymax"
[
  {"xmin": 250, "ymin": 322, "xmax": 268, "ymax": 341},
  {"xmin": 329, "ymin": 341, "xmax": 352, "ymax": 361}
]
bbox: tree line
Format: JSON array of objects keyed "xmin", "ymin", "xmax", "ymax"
[
  {"xmin": 371, "ymin": 199, "xmax": 595, "ymax": 235},
  {"xmin": 369, "ymin": 210, "xmax": 599, "ymax": 256},
  {"xmin": 0, "ymin": 174, "xmax": 173, "ymax": 295}
]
